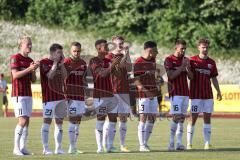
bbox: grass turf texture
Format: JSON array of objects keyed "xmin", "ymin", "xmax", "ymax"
[{"xmin": 0, "ymin": 117, "xmax": 240, "ymax": 160}]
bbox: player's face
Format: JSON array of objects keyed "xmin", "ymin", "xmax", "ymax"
[
  {"xmin": 52, "ymin": 49, "xmax": 64, "ymax": 62},
  {"xmin": 198, "ymin": 43, "xmax": 209, "ymax": 55},
  {"xmin": 175, "ymin": 44, "xmax": 186, "ymax": 57},
  {"xmin": 113, "ymin": 39, "xmax": 124, "ymax": 52},
  {"xmin": 71, "ymin": 45, "xmax": 81, "ymax": 58},
  {"xmin": 20, "ymin": 40, "xmax": 32, "ymax": 54},
  {"xmin": 149, "ymin": 47, "xmax": 159, "ymax": 58},
  {"xmin": 97, "ymin": 43, "xmax": 108, "ymax": 55}
]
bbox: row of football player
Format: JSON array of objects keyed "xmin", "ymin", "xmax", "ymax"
[{"xmin": 10, "ymin": 36, "xmax": 222, "ymax": 156}]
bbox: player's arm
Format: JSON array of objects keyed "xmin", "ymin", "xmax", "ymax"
[
  {"xmin": 165, "ymin": 58, "xmax": 188, "ymax": 80},
  {"xmin": 31, "ymin": 71, "xmax": 37, "ymax": 82},
  {"xmin": 47, "ymin": 61, "xmax": 58, "ymax": 79},
  {"xmin": 212, "ymin": 76, "xmax": 222, "ymax": 101},
  {"xmin": 166, "ymin": 67, "xmax": 185, "ymax": 80},
  {"xmin": 94, "ymin": 57, "xmax": 120, "ymax": 77},
  {"xmin": 11, "ymin": 62, "xmax": 38, "ymax": 80},
  {"xmin": 119, "ymin": 49, "xmax": 132, "ymax": 72}
]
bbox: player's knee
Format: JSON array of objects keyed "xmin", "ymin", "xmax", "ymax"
[
  {"xmin": 18, "ymin": 116, "xmax": 29, "ymax": 127},
  {"xmin": 139, "ymin": 114, "xmax": 147, "ymax": 122},
  {"xmin": 172, "ymin": 114, "xmax": 184, "ymax": 123},
  {"xmin": 179, "ymin": 114, "xmax": 185, "ymax": 123}
]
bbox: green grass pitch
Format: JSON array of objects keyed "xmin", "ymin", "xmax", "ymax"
[{"xmin": 0, "ymin": 117, "xmax": 240, "ymax": 160}]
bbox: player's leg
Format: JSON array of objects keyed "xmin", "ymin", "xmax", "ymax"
[
  {"xmin": 94, "ymin": 98, "xmax": 107, "ymax": 153},
  {"xmin": 187, "ymin": 99, "xmax": 201, "ymax": 149},
  {"xmin": 107, "ymin": 113, "xmax": 118, "ymax": 152},
  {"xmin": 143, "ymin": 97, "xmax": 158, "ymax": 150},
  {"xmin": 138, "ymin": 98, "xmax": 150, "ymax": 152},
  {"xmin": 102, "ymin": 119, "xmax": 109, "ymax": 151},
  {"xmin": 96, "ymin": 114, "xmax": 106, "ymax": 153},
  {"xmin": 118, "ymin": 94, "xmax": 131, "ymax": 152},
  {"xmin": 202, "ymin": 99, "xmax": 214, "ymax": 150},
  {"xmin": 105, "ymin": 96, "xmax": 118, "ymax": 153},
  {"xmin": 68, "ymin": 100, "xmax": 84, "ymax": 154},
  {"xmin": 13, "ymin": 97, "xmax": 30, "ymax": 156},
  {"xmin": 54, "ymin": 101, "xmax": 65, "ymax": 154},
  {"xmin": 41, "ymin": 101, "xmax": 54, "ymax": 155},
  {"xmin": 175, "ymin": 96, "xmax": 189, "ymax": 150},
  {"xmin": 168, "ymin": 96, "xmax": 181, "ymax": 151},
  {"xmin": 19, "ymin": 97, "xmax": 33, "ymax": 155}
]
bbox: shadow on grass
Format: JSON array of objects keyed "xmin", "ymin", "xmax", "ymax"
[{"xmin": 81, "ymin": 148, "xmax": 240, "ymax": 154}]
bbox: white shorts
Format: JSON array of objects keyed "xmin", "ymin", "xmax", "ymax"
[
  {"xmin": 110, "ymin": 94, "xmax": 131, "ymax": 114},
  {"xmin": 42, "ymin": 100, "xmax": 65, "ymax": 118},
  {"xmin": 12, "ymin": 96, "xmax": 32, "ymax": 118},
  {"xmin": 68, "ymin": 100, "xmax": 86, "ymax": 116},
  {"xmin": 169, "ymin": 96, "xmax": 189, "ymax": 115},
  {"xmin": 137, "ymin": 97, "xmax": 158, "ymax": 114},
  {"xmin": 190, "ymin": 99, "xmax": 214, "ymax": 113},
  {"xmin": 94, "ymin": 96, "xmax": 118, "ymax": 115}
]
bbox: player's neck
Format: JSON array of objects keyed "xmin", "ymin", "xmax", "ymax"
[
  {"xmin": 142, "ymin": 52, "xmax": 151, "ymax": 60},
  {"xmin": 97, "ymin": 52, "xmax": 105, "ymax": 59},
  {"xmin": 20, "ymin": 52, "xmax": 29, "ymax": 57},
  {"xmin": 173, "ymin": 52, "xmax": 182, "ymax": 58},
  {"xmin": 199, "ymin": 53, "xmax": 208, "ymax": 59}
]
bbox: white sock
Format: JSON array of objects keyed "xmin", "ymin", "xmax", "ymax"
[
  {"xmin": 176, "ymin": 122, "xmax": 184, "ymax": 145},
  {"xmin": 95, "ymin": 120, "xmax": 104, "ymax": 150},
  {"xmin": 169, "ymin": 121, "xmax": 178, "ymax": 144},
  {"xmin": 144, "ymin": 121, "xmax": 154, "ymax": 146},
  {"xmin": 138, "ymin": 121, "xmax": 145, "ymax": 146},
  {"xmin": 54, "ymin": 124, "xmax": 63, "ymax": 150},
  {"xmin": 20, "ymin": 126, "xmax": 28, "ymax": 150},
  {"xmin": 187, "ymin": 124, "xmax": 195, "ymax": 145},
  {"xmin": 203, "ymin": 124, "xmax": 211, "ymax": 144},
  {"xmin": 75, "ymin": 124, "xmax": 80, "ymax": 148},
  {"xmin": 14, "ymin": 124, "xmax": 23, "ymax": 151},
  {"xmin": 68, "ymin": 123, "xmax": 75, "ymax": 151},
  {"xmin": 102, "ymin": 121, "xmax": 109, "ymax": 149},
  {"xmin": 119, "ymin": 122, "xmax": 127, "ymax": 147},
  {"xmin": 107, "ymin": 122, "xmax": 116, "ymax": 150},
  {"xmin": 41, "ymin": 123, "xmax": 50, "ymax": 150}
]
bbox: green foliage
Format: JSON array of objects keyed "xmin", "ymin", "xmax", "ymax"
[{"xmin": 0, "ymin": 0, "xmax": 239, "ymax": 50}]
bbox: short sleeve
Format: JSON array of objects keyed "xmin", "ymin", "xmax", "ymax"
[
  {"xmin": 164, "ymin": 57, "xmax": 173, "ymax": 71},
  {"xmin": 10, "ymin": 56, "xmax": 19, "ymax": 69},
  {"xmin": 40, "ymin": 61, "xmax": 50, "ymax": 75}
]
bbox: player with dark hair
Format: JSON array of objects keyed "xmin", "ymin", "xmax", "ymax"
[
  {"xmin": 164, "ymin": 39, "xmax": 193, "ymax": 151},
  {"xmin": 10, "ymin": 37, "xmax": 39, "ymax": 155},
  {"xmin": 40, "ymin": 43, "xmax": 67, "ymax": 155},
  {"xmin": 64, "ymin": 42, "xmax": 87, "ymax": 154},
  {"xmin": 134, "ymin": 41, "xmax": 159, "ymax": 152},
  {"xmin": 187, "ymin": 38, "xmax": 222, "ymax": 150},
  {"xmin": 89, "ymin": 39, "xmax": 120, "ymax": 153}
]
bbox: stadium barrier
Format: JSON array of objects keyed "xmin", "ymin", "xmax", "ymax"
[{"xmin": 2, "ymin": 84, "xmax": 240, "ymax": 117}]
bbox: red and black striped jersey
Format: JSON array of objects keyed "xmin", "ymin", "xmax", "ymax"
[
  {"xmin": 134, "ymin": 56, "xmax": 158, "ymax": 98},
  {"xmin": 164, "ymin": 54, "xmax": 189, "ymax": 97},
  {"xmin": 10, "ymin": 53, "xmax": 33, "ymax": 97},
  {"xmin": 105, "ymin": 53, "xmax": 130, "ymax": 94},
  {"xmin": 40, "ymin": 58, "xmax": 65, "ymax": 103},
  {"xmin": 190, "ymin": 55, "xmax": 218, "ymax": 99},
  {"xmin": 64, "ymin": 57, "xmax": 87, "ymax": 101},
  {"xmin": 89, "ymin": 56, "xmax": 113, "ymax": 98}
]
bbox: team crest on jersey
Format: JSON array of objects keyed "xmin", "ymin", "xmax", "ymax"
[{"xmin": 208, "ymin": 64, "xmax": 212, "ymax": 69}]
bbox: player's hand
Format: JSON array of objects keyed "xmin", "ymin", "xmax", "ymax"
[
  {"xmin": 112, "ymin": 56, "xmax": 121, "ymax": 66},
  {"xmin": 217, "ymin": 92, "xmax": 222, "ymax": 101},
  {"xmin": 29, "ymin": 62, "xmax": 38, "ymax": 72}
]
